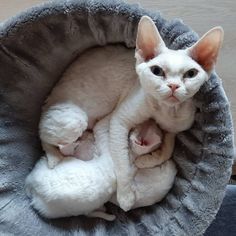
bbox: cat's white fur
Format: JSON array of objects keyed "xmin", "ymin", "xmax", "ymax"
[
  {"xmin": 109, "ymin": 18, "xmax": 223, "ymax": 210},
  {"xmin": 26, "ymin": 116, "xmax": 177, "ymax": 220},
  {"xmin": 39, "ymin": 16, "xmax": 223, "ymax": 211}
]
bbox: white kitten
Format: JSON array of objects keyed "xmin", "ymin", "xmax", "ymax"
[
  {"xmin": 26, "ymin": 117, "xmax": 176, "ymax": 221},
  {"xmin": 39, "ymin": 16, "xmax": 223, "ymax": 211},
  {"xmin": 129, "ymin": 119, "xmax": 163, "ymax": 155},
  {"xmin": 59, "ymin": 119, "xmax": 164, "ymax": 162}
]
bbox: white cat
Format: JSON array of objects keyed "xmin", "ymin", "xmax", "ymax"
[
  {"xmin": 26, "ymin": 117, "xmax": 176, "ymax": 221},
  {"xmin": 39, "ymin": 16, "xmax": 223, "ymax": 211},
  {"xmin": 109, "ymin": 17, "xmax": 223, "ymax": 210}
]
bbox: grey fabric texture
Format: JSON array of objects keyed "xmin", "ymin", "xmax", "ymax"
[
  {"xmin": 0, "ymin": 0, "xmax": 234, "ymax": 235},
  {"xmin": 204, "ymin": 185, "xmax": 236, "ymax": 236}
]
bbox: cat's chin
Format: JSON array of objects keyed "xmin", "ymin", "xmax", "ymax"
[
  {"xmin": 161, "ymin": 96, "xmax": 182, "ymax": 107},
  {"xmin": 167, "ymin": 96, "xmax": 180, "ymax": 103}
]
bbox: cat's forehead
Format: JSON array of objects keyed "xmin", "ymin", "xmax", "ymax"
[{"xmin": 149, "ymin": 49, "xmax": 200, "ymax": 73}]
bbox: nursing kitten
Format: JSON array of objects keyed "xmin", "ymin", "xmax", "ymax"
[
  {"xmin": 59, "ymin": 130, "xmax": 95, "ymax": 161},
  {"xmin": 26, "ymin": 117, "xmax": 176, "ymax": 221},
  {"xmin": 59, "ymin": 118, "xmax": 174, "ymax": 170},
  {"xmin": 39, "ymin": 16, "xmax": 223, "ymax": 211},
  {"xmin": 59, "ymin": 119, "xmax": 164, "ymax": 161},
  {"xmin": 130, "ymin": 119, "xmax": 176, "ymax": 168}
]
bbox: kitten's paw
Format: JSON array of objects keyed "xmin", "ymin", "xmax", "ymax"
[
  {"xmin": 75, "ymin": 117, "xmax": 88, "ymax": 138},
  {"xmin": 135, "ymin": 150, "xmax": 164, "ymax": 169},
  {"xmin": 117, "ymin": 187, "xmax": 135, "ymax": 211},
  {"xmin": 135, "ymin": 155, "xmax": 152, "ymax": 169}
]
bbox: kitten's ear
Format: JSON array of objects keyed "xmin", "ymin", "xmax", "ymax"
[
  {"xmin": 188, "ymin": 27, "xmax": 224, "ymax": 72},
  {"xmin": 135, "ymin": 16, "xmax": 166, "ymax": 63}
]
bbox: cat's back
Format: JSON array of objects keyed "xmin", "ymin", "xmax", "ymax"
[{"xmin": 45, "ymin": 45, "xmax": 136, "ymax": 110}]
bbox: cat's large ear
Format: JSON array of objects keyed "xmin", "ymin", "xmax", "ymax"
[
  {"xmin": 135, "ymin": 16, "xmax": 166, "ymax": 63},
  {"xmin": 187, "ymin": 27, "xmax": 224, "ymax": 72}
]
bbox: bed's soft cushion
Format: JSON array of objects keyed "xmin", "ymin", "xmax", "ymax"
[{"xmin": 0, "ymin": 0, "xmax": 234, "ymax": 235}]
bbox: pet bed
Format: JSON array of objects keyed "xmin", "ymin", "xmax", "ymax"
[{"xmin": 0, "ymin": 0, "xmax": 234, "ymax": 235}]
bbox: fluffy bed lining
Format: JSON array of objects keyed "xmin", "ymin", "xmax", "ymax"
[{"xmin": 0, "ymin": 0, "xmax": 234, "ymax": 235}]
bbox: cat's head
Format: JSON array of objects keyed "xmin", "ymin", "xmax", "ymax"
[{"xmin": 135, "ymin": 16, "xmax": 224, "ymax": 106}]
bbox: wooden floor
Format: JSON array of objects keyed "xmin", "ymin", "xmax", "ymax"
[{"xmin": 0, "ymin": 0, "xmax": 235, "ymax": 165}]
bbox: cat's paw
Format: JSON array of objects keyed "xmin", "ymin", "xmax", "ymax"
[
  {"xmin": 75, "ymin": 117, "xmax": 88, "ymax": 138},
  {"xmin": 47, "ymin": 155, "xmax": 62, "ymax": 169},
  {"xmin": 117, "ymin": 187, "xmax": 136, "ymax": 211}
]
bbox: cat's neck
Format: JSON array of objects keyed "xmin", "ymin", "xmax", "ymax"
[{"xmin": 144, "ymin": 89, "xmax": 196, "ymax": 133}]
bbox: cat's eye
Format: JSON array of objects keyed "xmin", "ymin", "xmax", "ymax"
[
  {"xmin": 183, "ymin": 68, "xmax": 198, "ymax": 78},
  {"xmin": 150, "ymin": 66, "xmax": 165, "ymax": 77}
]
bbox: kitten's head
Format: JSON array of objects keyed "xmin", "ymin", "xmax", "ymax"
[
  {"xmin": 135, "ymin": 16, "xmax": 224, "ymax": 106},
  {"xmin": 129, "ymin": 119, "xmax": 163, "ymax": 156}
]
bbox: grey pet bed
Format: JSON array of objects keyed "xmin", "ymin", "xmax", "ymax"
[{"xmin": 0, "ymin": 0, "xmax": 234, "ymax": 235}]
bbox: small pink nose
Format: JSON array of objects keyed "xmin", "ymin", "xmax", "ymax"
[{"xmin": 168, "ymin": 84, "xmax": 180, "ymax": 92}]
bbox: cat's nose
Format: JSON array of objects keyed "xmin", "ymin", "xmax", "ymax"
[{"xmin": 168, "ymin": 84, "xmax": 180, "ymax": 93}]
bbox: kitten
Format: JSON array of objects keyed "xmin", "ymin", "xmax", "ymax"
[
  {"xmin": 59, "ymin": 119, "xmax": 164, "ymax": 161},
  {"xmin": 39, "ymin": 16, "xmax": 223, "ymax": 211},
  {"xmin": 59, "ymin": 130, "xmax": 95, "ymax": 161},
  {"xmin": 129, "ymin": 119, "xmax": 163, "ymax": 155},
  {"xmin": 26, "ymin": 117, "xmax": 176, "ymax": 221},
  {"xmin": 58, "ymin": 118, "xmax": 173, "ymax": 170}
]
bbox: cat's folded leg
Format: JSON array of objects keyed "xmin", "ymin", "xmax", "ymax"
[
  {"xmin": 135, "ymin": 132, "xmax": 176, "ymax": 169},
  {"xmin": 39, "ymin": 102, "xmax": 88, "ymax": 168}
]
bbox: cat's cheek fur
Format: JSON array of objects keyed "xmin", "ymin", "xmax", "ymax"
[
  {"xmin": 158, "ymin": 85, "xmax": 172, "ymax": 100},
  {"xmin": 172, "ymin": 87, "xmax": 187, "ymax": 102},
  {"xmin": 139, "ymin": 73, "xmax": 159, "ymax": 96},
  {"xmin": 136, "ymin": 65, "xmax": 168, "ymax": 101},
  {"xmin": 184, "ymin": 72, "xmax": 208, "ymax": 97}
]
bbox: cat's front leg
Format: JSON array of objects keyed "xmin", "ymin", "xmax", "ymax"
[
  {"xmin": 110, "ymin": 110, "xmax": 151, "ymax": 211},
  {"xmin": 109, "ymin": 117, "xmax": 136, "ymax": 211},
  {"xmin": 109, "ymin": 87, "xmax": 151, "ymax": 211},
  {"xmin": 135, "ymin": 132, "xmax": 176, "ymax": 168}
]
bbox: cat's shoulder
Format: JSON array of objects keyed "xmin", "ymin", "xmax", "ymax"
[{"xmin": 70, "ymin": 45, "xmax": 134, "ymax": 66}]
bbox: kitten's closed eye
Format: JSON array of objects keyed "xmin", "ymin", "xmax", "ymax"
[
  {"xmin": 151, "ymin": 66, "xmax": 165, "ymax": 77},
  {"xmin": 183, "ymin": 68, "xmax": 198, "ymax": 79}
]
